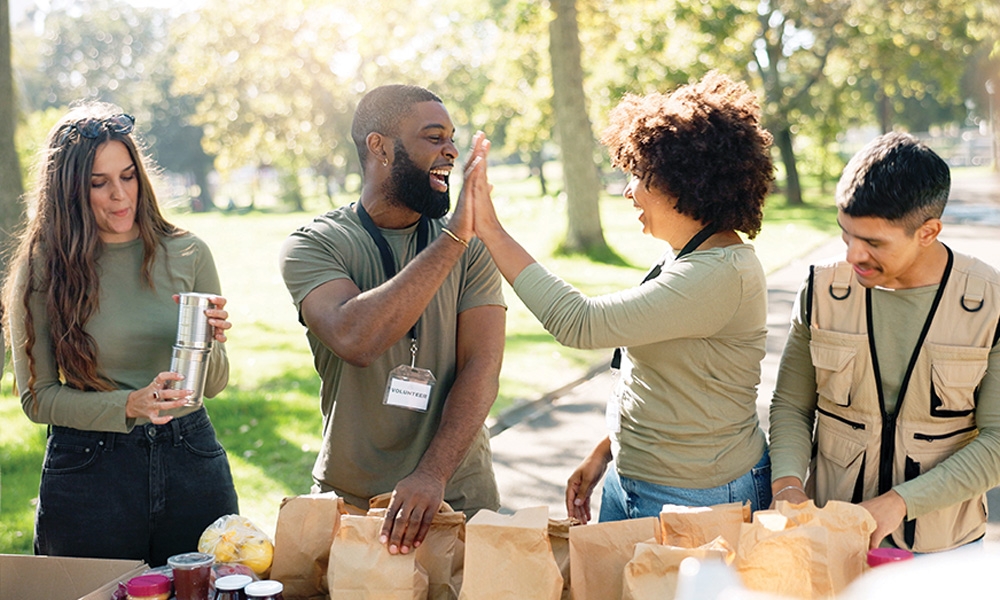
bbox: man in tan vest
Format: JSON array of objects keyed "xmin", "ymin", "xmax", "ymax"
[{"xmin": 768, "ymin": 132, "xmax": 1000, "ymax": 553}]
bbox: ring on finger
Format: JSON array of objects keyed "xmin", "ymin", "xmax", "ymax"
[{"xmin": 152, "ymin": 390, "xmax": 160, "ymax": 401}]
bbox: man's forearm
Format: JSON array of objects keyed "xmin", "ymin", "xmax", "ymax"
[{"xmin": 304, "ymin": 234, "xmax": 468, "ymax": 365}]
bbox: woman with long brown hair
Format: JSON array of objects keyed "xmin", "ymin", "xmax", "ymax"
[{"xmin": 3, "ymin": 102, "xmax": 238, "ymax": 566}]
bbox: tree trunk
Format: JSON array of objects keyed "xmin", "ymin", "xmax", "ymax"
[
  {"xmin": 529, "ymin": 149, "xmax": 548, "ymax": 197},
  {"xmin": 548, "ymin": 0, "xmax": 607, "ymax": 253},
  {"xmin": 774, "ymin": 127, "xmax": 803, "ymax": 206},
  {"xmin": 193, "ymin": 166, "xmax": 215, "ymax": 212},
  {"xmin": 0, "ymin": 0, "xmax": 25, "ymax": 270}
]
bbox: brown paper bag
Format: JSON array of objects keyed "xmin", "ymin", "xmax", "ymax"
[
  {"xmin": 328, "ymin": 514, "xmax": 429, "ymax": 599},
  {"xmin": 270, "ymin": 492, "xmax": 343, "ymax": 600},
  {"xmin": 622, "ymin": 537, "xmax": 735, "ymax": 600},
  {"xmin": 659, "ymin": 501, "xmax": 751, "ymax": 550},
  {"xmin": 568, "ymin": 516, "xmax": 660, "ymax": 600},
  {"xmin": 736, "ymin": 500, "xmax": 875, "ymax": 599},
  {"xmin": 547, "ymin": 518, "xmax": 579, "ymax": 600},
  {"xmin": 458, "ymin": 506, "xmax": 563, "ymax": 600},
  {"xmin": 368, "ymin": 494, "xmax": 466, "ymax": 600}
]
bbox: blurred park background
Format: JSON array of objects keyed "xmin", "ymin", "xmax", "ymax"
[{"xmin": 1, "ymin": 0, "xmax": 998, "ymax": 553}]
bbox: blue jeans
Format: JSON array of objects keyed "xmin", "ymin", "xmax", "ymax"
[
  {"xmin": 599, "ymin": 450, "xmax": 772, "ymax": 522},
  {"xmin": 35, "ymin": 409, "xmax": 239, "ymax": 567}
]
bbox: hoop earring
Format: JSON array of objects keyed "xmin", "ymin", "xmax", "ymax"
[{"xmin": 382, "ymin": 157, "xmax": 389, "ymax": 167}]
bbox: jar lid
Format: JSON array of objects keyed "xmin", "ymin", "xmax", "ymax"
[
  {"xmin": 866, "ymin": 547, "xmax": 914, "ymax": 566},
  {"xmin": 127, "ymin": 573, "xmax": 171, "ymax": 595},
  {"xmin": 167, "ymin": 551, "xmax": 215, "ymax": 569},
  {"xmin": 244, "ymin": 580, "xmax": 284, "ymax": 596},
  {"xmin": 216, "ymin": 574, "xmax": 254, "ymax": 590}
]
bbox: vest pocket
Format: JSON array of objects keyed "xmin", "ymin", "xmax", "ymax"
[
  {"xmin": 897, "ymin": 428, "xmax": 985, "ymax": 552},
  {"xmin": 927, "ymin": 344, "xmax": 988, "ymax": 417},
  {"xmin": 812, "ymin": 411, "xmax": 867, "ymax": 506},
  {"xmin": 810, "ymin": 342, "xmax": 857, "ymax": 407}
]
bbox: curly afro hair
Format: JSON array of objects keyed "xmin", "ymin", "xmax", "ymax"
[{"xmin": 601, "ymin": 71, "xmax": 774, "ymax": 238}]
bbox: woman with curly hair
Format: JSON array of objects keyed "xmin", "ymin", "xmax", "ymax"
[
  {"xmin": 472, "ymin": 71, "xmax": 775, "ymax": 522},
  {"xmin": 3, "ymin": 102, "xmax": 238, "ymax": 565}
]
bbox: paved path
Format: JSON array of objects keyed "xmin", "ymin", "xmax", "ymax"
[{"xmin": 488, "ymin": 172, "xmax": 1000, "ymax": 548}]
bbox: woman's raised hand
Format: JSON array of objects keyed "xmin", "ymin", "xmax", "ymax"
[{"xmin": 451, "ymin": 131, "xmax": 491, "ymax": 242}]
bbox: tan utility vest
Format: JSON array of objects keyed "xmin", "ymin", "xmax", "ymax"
[{"xmin": 806, "ymin": 248, "xmax": 1000, "ymax": 552}]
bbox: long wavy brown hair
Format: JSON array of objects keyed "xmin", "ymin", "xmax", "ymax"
[{"xmin": 3, "ymin": 102, "xmax": 183, "ymax": 400}]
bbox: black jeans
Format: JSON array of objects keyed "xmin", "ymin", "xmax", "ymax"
[{"xmin": 35, "ymin": 409, "xmax": 239, "ymax": 567}]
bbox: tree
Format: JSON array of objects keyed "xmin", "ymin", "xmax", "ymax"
[
  {"xmin": 13, "ymin": 0, "xmax": 217, "ymax": 210},
  {"xmin": 548, "ymin": 0, "xmax": 608, "ymax": 254},
  {"xmin": 0, "ymin": 0, "xmax": 24, "ymax": 259}
]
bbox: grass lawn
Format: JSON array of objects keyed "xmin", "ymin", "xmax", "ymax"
[{"xmin": 0, "ymin": 163, "xmax": 841, "ymax": 553}]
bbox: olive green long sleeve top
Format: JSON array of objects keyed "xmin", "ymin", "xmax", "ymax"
[
  {"xmin": 513, "ymin": 244, "xmax": 769, "ymax": 488},
  {"xmin": 11, "ymin": 233, "xmax": 229, "ymax": 433}
]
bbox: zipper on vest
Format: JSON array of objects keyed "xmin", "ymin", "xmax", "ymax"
[
  {"xmin": 817, "ymin": 406, "xmax": 866, "ymax": 430},
  {"xmin": 913, "ymin": 426, "xmax": 977, "ymax": 442}
]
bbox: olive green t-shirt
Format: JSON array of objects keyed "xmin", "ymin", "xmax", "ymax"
[
  {"xmin": 11, "ymin": 233, "xmax": 229, "ymax": 432},
  {"xmin": 769, "ymin": 279, "xmax": 1000, "ymax": 518},
  {"xmin": 513, "ymin": 244, "xmax": 769, "ymax": 488},
  {"xmin": 279, "ymin": 205, "xmax": 505, "ymax": 511}
]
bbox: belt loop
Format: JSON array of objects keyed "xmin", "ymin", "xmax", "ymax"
[
  {"xmin": 170, "ymin": 417, "xmax": 184, "ymax": 447},
  {"xmin": 104, "ymin": 430, "xmax": 116, "ymax": 452}
]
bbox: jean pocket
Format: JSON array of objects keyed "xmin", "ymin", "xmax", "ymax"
[
  {"xmin": 181, "ymin": 430, "xmax": 226, "ymax": 459},
  {"xmin": 43, "ymin": 438, "xmax": 102, "ymax": 474}
]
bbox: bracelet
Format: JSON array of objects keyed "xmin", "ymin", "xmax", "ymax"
[
  {"xmin": 441, "ymin": 227, "xmax": 469, "ymax": 248},
  {"xmin": 773, "ymin": 485, "xmax": 806, "ymax": 499}
]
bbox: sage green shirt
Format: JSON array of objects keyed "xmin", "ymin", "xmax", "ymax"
[
  {"xmin": 279, "ymin": 205, "xmax": 505, "ymax": 511},
  {"xmin": 769, "ymin": 280, "xmax": 1000, "ymax": 518},
  {"xmin": 12, "ymin": 233, "xmax": 229, "ymax": 432},
  {"xmin": 513, "ymin": 244, "xmax": 769, "ymax": 488}
]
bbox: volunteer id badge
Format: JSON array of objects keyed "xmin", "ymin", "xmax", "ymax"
[{"xmin": 383, "ymin": 365, "xmax": 435, "ymax": 412}]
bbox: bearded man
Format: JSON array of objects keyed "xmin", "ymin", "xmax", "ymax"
[{"xmin": 279, "ymin": 85, "xmax": 505, "ymax": 555}]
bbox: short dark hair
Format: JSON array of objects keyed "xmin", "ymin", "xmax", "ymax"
[
  {"xmin": 837, "ymin": 132, "xmax": 950, "ymax": 234},
  {"xmin": 600, "ymin": 71, "xmax": 774, "ymax": 238},
  {"xmin": 351, "ymin": 84, "xmax": 442, "ymax": 172}
]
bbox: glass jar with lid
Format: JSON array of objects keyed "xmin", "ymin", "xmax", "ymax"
[{"xmin": 243, "ymin": 580, "xmax": 284, "ymax": 600}]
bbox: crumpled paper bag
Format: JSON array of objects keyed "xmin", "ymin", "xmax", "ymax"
[
  {"xmin": 458, "ymin": 506, "xmax": 562, "ymax": 600},
  {"xmin": 269, "ymin": 492, "xmax": 343, "ymax": 600},
  {"xmin": 548, "ymin": 518, "xmax": 580, "ymax": 600},
  {"xmin": 622, "ymin": 536, "xmax": 735, "ymax": 600},
  {"xmin": 328, "ymin": 514, "xmax": 429, "ymax": 599},
  {"xmin": 659, "ymin": 501, "xmax": 751, "ymax": 551},
  {"xmin": 568, "ymin": 516, "xmax": 660, "ymax": 600},
  {"xmin": 368, "ymin": 493, "xmax": 465, "ymax": 600},
  {"xmin": 736, "ymin": 500, "xmax": 876, "ymax": 599}
]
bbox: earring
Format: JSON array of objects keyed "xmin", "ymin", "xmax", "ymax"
[{"xmin": 382, "ymin": 157, "xmax": 389, "ymax": 167}]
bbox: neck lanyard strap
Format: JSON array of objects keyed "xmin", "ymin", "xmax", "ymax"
[
  {"xmin": 612, "ymin": 223, "xmax": 718, "ymax": 369},
  {"xmin": 356, "ymin": 201, "xmax": 430, "ymax": 342}
]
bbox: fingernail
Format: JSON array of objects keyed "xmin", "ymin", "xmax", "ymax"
[
  {"xmin": 389, "ymin": 544, "xmax": 398, "ymax": 554},
  {"xmin": 380, "ymin": 535, "xmax": 387, "ymax": 544},
  {"xmin": 400, "ymin": 546, "xmax": 409, "ymax": 555}
]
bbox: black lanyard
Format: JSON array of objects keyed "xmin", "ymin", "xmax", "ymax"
[
  {"xmin": 611, "ymin": 223, "xmax": 718, "ymax": 369},
  {"xmin": 356, "ymin": 201, "xmax": 430, "ymax": 343}
]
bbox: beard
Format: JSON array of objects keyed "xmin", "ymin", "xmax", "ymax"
[{"xmin": 386, "ymin": 140, "xmax": 450, "ymax": 219}]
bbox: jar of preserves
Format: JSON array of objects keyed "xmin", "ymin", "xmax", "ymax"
[
  {"xmin": 126, "ymin": 573, "xmax": 171, "ymax": 600},
  {"xmin": 167, "ymin": 552, "xmax": 215, "ymax": 600},
  {"xmin": 243, "ymin": 580, "xmax": 284, "ymax": 600}
]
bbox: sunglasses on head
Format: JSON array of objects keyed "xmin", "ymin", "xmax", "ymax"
[{"xmin": 58, "ymin": 113, "xmax": 135, "ymax": 144}]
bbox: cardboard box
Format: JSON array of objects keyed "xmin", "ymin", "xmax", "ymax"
[{"xmin": 0, "ymin": 554, "xmax": 146, "ymax": 600}]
